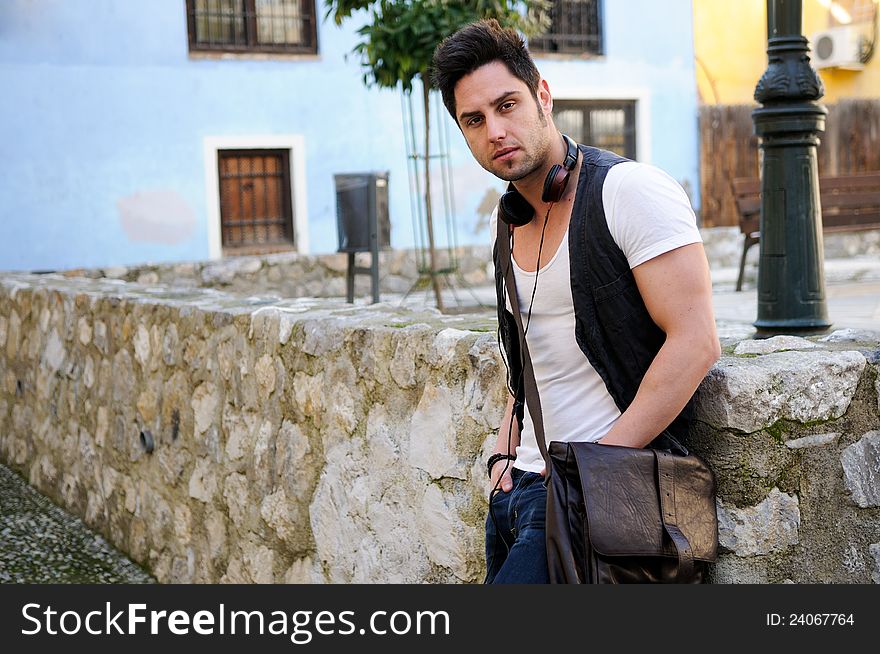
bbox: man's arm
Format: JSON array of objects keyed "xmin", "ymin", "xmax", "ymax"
[
  {"xmin": 598, "ymin": 242, "xmax": 720, "ymax": 449},
  {"xmin": 490, "ymin": 394, "xmax": 520, "ymax": 492}
]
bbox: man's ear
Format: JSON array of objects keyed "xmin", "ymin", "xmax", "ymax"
[{"xmin": 537, "ymin": 78, "xmax": 553, "ymax": 117}]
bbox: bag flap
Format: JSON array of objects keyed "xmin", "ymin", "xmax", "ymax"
[{"xmin": 570, "ymin": 443, "xmax": 717, "ymax": 562}]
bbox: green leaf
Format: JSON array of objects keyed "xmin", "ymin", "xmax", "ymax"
[{"xmin": 326, "ymin": 0, "xmax": 550, "ymax": 90}]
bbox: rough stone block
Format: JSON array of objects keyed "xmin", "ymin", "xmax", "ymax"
[
  {"xmin": 77, "ymin": 317, "xmax": 92, "ymax": 346},
  {"xmin": 694, "ymin": 351, "xmax": 866, "ymax": 432},
  {"xmin": 292, "ymin": 372, "xmax": 323, "ymax": 418},
  {"xmin": 717, "ymin": 488, "xmax": 800, "ymax": 556},
  {"xmin": 95, "ymin": 406, "xmax": 109, "ymax": 448},
  {"xmin": 734, "ymin": 335, "xmax": 818, "ymax": 356},
  {"xmin": 136, "ymin": 272, "xmax": 159, "ymax": 285},
  {"xmin": 708, "ymin": 554, "xmax": 770, "ymax": 584},
  {"xmin": 136, "ymin": 388, "xmax": 159, "ymax": 424},
  {"xmin": 242, "ymin": 542, "xmax": 274, "ymax": 584},
  {"xmin": 428, "ymin": 328, "xmax": 471, "ymax": 368},
  {"xmin": 223, "ymin": 407, "xmax": 257, "ymax": 463},
  {"xmin": 82, "ymin": 355, "xmax": 95, "ymax": 389},
  {"xmin": 42, "ymin": 329, "xmax": 66, "ymax": 374},
  {"xmin": 283, "ymin": 557, "xmax": 322, "ymax": 584},
  {"xmin": 133, "ymin": 325, "xmax": 150, "ymax": 367},
  {"xmin": 188, "ymin": 458, "xmax": 217, "ymax": 503},
  {"xmin": 785, "ymin": 433, "xmax": 839, "ymax": 449},
  {"xmin": 260, "ymin": 488, "xmax": 297, "ymax": 542},
  {"xmin": 173, "ymin": 505, "xmax": 192, "ymax": 543},
  {"xmin": 223, "ymin": 472, "xmax": 250, "ymax": 528},
  {"xmin": 273, "ymin": 419, "xmax": 311, "ymax": 498},
  {"xmin": 255, "ymin": 354, "xmax": 276, "ymax": 396},
  {"xmin": 408, "ymin": 384, "xmax": 464, "ymax": 480},
  {"xmin": 390, "ymin": 337, "xmax": 419, "ymax": 389},
  {"xmin": 149, "ymin": 324, "xmax": 163, "ymax": 371},
  {"xmin": 417, "ymin": 484, "xmax": 469, "ymax": 580},
  {"xmin": 162, "ymin": 323, "xmax": 179, "ymax": 366},
  {"xmin": 93, "ymin": 320, "xmax": 108, "ymax": 354},
  {"xmin": 841, "ymin": 431, "xmax": 880, "ymax": 508},
  {"xmin": 191, "ymin": 382, "xmax": 219, "ymax": 436},
  {"xmin": 6, "ymin": 309, "xmax": 21, "ymax": 359},
  {"xmin": 205, "ymin": 510, "xmax": 227, "ymax": 560},
  {"xmin": 111, "ymin": 350, "xmax": 135, "ymax": 404},
  {"xmin": 819, "ymin": 328, "xmax": 880, "ymax": 343}
]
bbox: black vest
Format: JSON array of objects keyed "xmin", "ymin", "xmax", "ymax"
[{"xmin": 493, "ymin": 145, "xmax": 693, "ymax": 452}]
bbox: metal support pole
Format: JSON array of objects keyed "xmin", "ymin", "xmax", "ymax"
[
  {"xmin": 346, "ymin": 252, "xmax": 355, "ymax": 304},
  {"xmin": 752, "ymin": 0, "xmax": 831, "ymax": 335},
  {"xmin": 368, "ymin": 179, "xmax": 380, "ymax": 304}
]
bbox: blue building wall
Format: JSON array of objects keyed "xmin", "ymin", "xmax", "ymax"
[{"xmin": 0, "ymin": 0, "xmax": 699, "ymax": 272}]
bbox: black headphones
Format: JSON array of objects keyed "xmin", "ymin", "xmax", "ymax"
[{"xmin": 498, "ymin": 134, "xmax": 578, "ymax": 227}]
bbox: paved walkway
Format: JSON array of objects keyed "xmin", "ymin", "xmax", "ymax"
[
  {"xmin": 711, "ymin": 256, "xmax": 880, "ymax": 335},
  {"xmin": 0, "ymin": 463, "xmax": 154, "ymax": 583},
  {"xmin": 396, "ymin": 255, "xmax": 880, "ymax": 338}
]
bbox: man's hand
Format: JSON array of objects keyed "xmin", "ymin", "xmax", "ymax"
[
  {"xmin": 489, "ymin": 458, "xmax": 514, "ymax": 494},
  {"xmin": 490, "ymin": 394, "xmax": 521, "ymax": 494}
]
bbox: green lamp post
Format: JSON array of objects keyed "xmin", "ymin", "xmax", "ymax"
[{"xmin": 752, "ymin": 0, "xmax": 832, "ymax": 335}]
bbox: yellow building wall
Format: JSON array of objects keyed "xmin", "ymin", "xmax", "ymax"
[{"xmin": 694, "ymin": 0, "xmax": 880, "ymax": 104}]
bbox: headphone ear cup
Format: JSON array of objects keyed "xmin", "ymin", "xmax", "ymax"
[
  {"xmin": 541, "ymin": 164, "xmax": 569, "ymax": 203},
  {"xmin": 499, "ymin": 189, "xmax": 535, "ymax": 227}
]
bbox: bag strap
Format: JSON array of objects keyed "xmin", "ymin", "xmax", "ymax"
[
  {"xmin": 654, "ymin": 450, "xmax": 695, "ymax": 580},
  {"xmin": 496, "ymin": 218, "xmax": 551, "ymax": 472}
]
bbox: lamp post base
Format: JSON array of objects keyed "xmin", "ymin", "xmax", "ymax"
[{"xmin": 753, "ymin": 317, "xmax": 832, "ymax": 338}]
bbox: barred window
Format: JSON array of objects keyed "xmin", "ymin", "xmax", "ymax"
[
  {"xmin": 218, "ymin": 150, "xmax": 296, "ymax": 252},
  {"xmin": 186, "ymin": 0, "xmax": 318, "ymax": 54},
  {"xmin": 553, "ymin": 100, "xmax": 636, "ymax": 159},
  {"xmin": 530, "ymin": 0, "xmax": 602, "ymax": 56}
]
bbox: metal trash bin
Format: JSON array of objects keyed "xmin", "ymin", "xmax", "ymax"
[{"xmin": 334, "ymin": 172, "xmax": 390, "ymax": 303}]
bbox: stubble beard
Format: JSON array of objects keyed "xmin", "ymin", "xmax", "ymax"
[
  {"xmin": 493, "ymin": 148, "xmax": 544, "ymax": 182},
  {"xmin": 484, "ymin": 105, "xmax": 553, "ymax": 183}
]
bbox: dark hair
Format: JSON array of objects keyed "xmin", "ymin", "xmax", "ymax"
[{"xmin": 431, "ymin": 19, "xmax": 540, "ymax": 122}]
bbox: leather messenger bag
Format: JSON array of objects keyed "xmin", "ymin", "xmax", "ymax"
[
  {"xmin": 497, "ymin": 222, "xmax": 718, "ymax": 583},
  {"xmin": 544, "ymin": 440, "xmax": 718, "ymax": 583}
]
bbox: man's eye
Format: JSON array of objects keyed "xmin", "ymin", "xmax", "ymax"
[
  {"xmin": 500, "ymin": 102, "xmax": 515, "ymax": 111},
  {"xmin": 467, "ymin": 116, "xmax": 483, "ymax": 127}
]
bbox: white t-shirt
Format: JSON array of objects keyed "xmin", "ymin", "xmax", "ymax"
[{"xmin": 492, "ymin": 161, "xmax": 702, "ymax": 473}]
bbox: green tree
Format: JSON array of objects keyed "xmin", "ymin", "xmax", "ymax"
[{"xmin": 326, "ymin": 0, "xmax": 548, "ymax": 310}]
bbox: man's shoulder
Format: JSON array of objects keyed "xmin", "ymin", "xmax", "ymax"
[
  {"xmin": 603, "ymin": 161, "xmax": 685, "ymax": 201},
  {"xmin": 577, "ymin": 144, "xmax": 631, "ymax": 169}
]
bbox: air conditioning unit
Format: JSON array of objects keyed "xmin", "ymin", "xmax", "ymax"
[{"xmin": 811, "ymin": 26, "xmax": 865, "ymax": 70}]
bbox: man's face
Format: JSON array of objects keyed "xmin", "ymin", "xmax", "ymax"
[{"xmin": 453, "ymin": 61, "xmax": 554, "ymax": 183}]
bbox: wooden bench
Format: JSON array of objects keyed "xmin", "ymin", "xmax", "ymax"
[{"xmin": 732, "ymin": 171, "xmax": 880, "ymax": 291}]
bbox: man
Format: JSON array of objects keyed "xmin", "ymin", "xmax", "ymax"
[{"xmin": 432, "ymin": 20, "xmax": 720, "ymax": 584}]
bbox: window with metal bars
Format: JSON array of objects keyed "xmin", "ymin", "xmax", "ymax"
[
  {"xmin": 218, "ymin": 149, "xmax": 296, "ymax": 251},
  {"xmin": 530, "ymin": 0, "xmax": 602, "ymax": 55},
  {"xmin": 553, "ymin": 100, "xmax": 636, "ymax": 159},
  {"xmin": 186, "ymin": 0, "xmax": 318, "ymax": 54}
]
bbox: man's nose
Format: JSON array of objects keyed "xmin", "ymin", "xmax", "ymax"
[{"xmin": 485, "ymin": 115, "xmax": 506, "ymax": 143}]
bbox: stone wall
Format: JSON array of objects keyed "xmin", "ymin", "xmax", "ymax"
[
  {"xmin": 1, "ymin": 273, "xmax": 878, "ymax": 583},
  {"xmin": 58, "ymin": 247, "xmax": 495, "ymax": 301},
  {"xmin": 48, "ymin": 228, "xmax": 880, "ymax": 302}
]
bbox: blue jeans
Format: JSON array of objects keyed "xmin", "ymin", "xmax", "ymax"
[{"xmin": 484, "ymin": 467, "xmax": 550, "ymax": 584}]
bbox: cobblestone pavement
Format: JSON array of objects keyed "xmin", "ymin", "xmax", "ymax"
[{"xmin": 0, "ymin": 463, "xmax": 154, "ymax": 584}]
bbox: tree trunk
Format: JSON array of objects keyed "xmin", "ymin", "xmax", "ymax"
[{"xmin": 422, "ymin": 78, "xmax": 444, "ymax": 311}]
